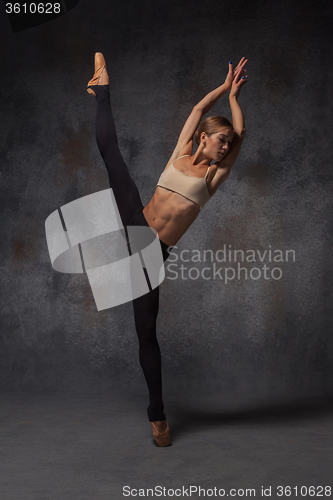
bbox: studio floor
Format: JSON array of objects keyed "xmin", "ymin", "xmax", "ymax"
[{"xmin": 0, "ymin": 392, "xmax": 332, "ymax": 500}]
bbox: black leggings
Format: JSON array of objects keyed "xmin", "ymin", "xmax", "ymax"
[{"xmin": 92, "ymin": 85, "xmax": 170, "ymax": 422}]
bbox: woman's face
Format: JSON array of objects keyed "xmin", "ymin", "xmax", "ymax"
[{"xmin": 202, "ymin": 127, "xmax": 234, "ymax": 162}]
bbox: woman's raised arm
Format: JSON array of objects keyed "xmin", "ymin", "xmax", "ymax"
[
  {"xmin": 209, "ymin": 68, "xmax": 248, "ymax": 192},
  {"xmin": 164, "ymin": 58, "xmax": 248, "ymax": 169}
]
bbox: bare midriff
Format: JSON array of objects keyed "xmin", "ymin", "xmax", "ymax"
[{"xmin": 143, "ymin": 186, "xmax": 202, "ymax": 247}]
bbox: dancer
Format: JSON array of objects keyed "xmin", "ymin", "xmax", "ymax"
[{"xmin": 87, "ymin": 52, "xmax": 248, "ymax": 446}]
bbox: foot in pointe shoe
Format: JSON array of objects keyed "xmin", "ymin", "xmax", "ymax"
[
  {"xmin": 151, "ymin": 420, "xmax": 171, "ymax": 447},
  {"xmin": 87, "ymin": 52, "xmax": 109, "ymax": 96}
]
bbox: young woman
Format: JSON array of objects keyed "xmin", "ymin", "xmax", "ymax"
[{"xmin": 87, "ymin": 53, "xmax": 248, "ymax": 446}]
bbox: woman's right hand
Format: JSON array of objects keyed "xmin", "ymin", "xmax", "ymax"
[{"xmin": 224, "ymin": 57, "xmax": 248, "ymax": 89}]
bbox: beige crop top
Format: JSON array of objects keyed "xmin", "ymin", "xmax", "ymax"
[{"xmin": 156, "ymin": 155, "xmax": 211, "ymax": 209}]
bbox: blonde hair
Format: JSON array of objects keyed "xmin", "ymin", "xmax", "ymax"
[{"xmin": 194, "ymin": 116, "xmax": 234, "ymax": 145}]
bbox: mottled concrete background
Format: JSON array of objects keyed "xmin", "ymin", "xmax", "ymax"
[{"xmin": 1, "ymin": 0, "xmax": 332, "ymax": 401}]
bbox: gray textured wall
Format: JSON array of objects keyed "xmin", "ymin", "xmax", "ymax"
[{"xmin": 1, "ymin": 0, "xmax": 332, "ymax": 401}]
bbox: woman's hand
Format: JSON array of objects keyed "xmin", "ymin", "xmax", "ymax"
[
  {"xmin": 224, "ymin": 57, "xmax": 248, "ymax": 89},
  {"xmin": 229, "ymin": 63, "xmax": 248, "ymax": 99}
]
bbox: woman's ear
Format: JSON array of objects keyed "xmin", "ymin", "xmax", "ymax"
[{"xmin": 201, "ymin": 132, "xmax": 207, "ymax": 146}]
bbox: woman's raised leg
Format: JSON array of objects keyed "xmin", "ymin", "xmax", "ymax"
[{"xmin": 88, "ymin": 54, "xmax": 144, "ymax": 227}]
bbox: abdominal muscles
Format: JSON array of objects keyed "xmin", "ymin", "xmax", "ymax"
[{"xmin": 143, "ymin": 187, "xmax": 201, "ymax": 246}]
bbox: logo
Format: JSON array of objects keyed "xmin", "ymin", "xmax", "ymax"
[{"xmin": 45, "ymin": 189, "xmax": 165, "ymax": 310}]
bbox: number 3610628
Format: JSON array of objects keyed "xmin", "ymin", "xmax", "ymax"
[{"xmin": 6, "ymin": 3, "xmax": 61, "ymax": 14}]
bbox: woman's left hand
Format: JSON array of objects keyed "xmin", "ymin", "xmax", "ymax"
[{"xmin": 224, "ymin": 57, "xmax": 248, "ymax": 88}]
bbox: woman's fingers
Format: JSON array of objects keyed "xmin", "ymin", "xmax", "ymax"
[
  {"xmin": 238, "ymin": 75, "xmax": 248, "ymax": 85},
  {"xmin": 233, "ymin": 67, "xmax": 246, "ymax": 82},
  {"xmin": 234, "ymin": 57, "xmax": 248, "ymax": 71},
  {"xmin": 231, "ymin": 57, "xmax": 248, "ymax": 74},
  {"xmin": 232, "ymin": 72, "xmax": 248, "ymax": 89},
  {"xmin": 233, "ymin": 62, "xmax": 248, "ymax": 80},
  {"xmin": 234, "ymin": 56, "xmax": 245, "ymax": 69}
]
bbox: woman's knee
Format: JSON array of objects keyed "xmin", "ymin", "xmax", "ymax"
[
  {"xmin": 135, "ymin": 315, "xmax": 158, "ymax": 342},
  {"xmin": 138, "ymin": 334, "xmax": 158, "ymax": 347},
  {"xmin": 96, "ymin": 137, "xmax": 120, "ymax": 158}
]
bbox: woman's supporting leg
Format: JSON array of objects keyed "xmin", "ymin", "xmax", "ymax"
[
  {"xmin": 132, "ymin": 285, "xmax": 166, "ymax": 422},
  {"xmin": 131, "ymin": 230, "xmax": 172, "ymax": 422},
  {"xmin": 92, "ymin": 84, "xmax": 144, "ymax": 227}
]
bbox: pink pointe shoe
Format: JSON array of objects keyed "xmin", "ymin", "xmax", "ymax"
[
  {"xmin": 151, "ymin": 420, "xmax": 171, "ymax": 447},
  {"xmin": 87, "ymin": 52, "xmax": 108, "ymax": 96}
]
